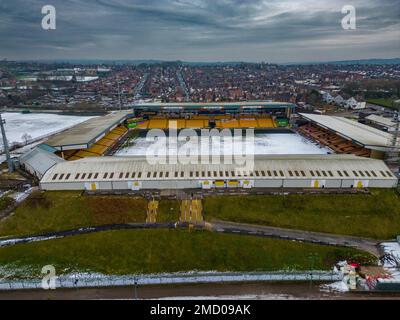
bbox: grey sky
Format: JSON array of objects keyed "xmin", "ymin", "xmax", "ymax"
[{"xmin": 0, "ymin": 0, "xmax": 399, "ymax": 62}]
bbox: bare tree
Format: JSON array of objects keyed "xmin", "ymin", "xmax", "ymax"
[{"xmin": 21, "ymin": 133, "xmax": 32, "ymax": 145}]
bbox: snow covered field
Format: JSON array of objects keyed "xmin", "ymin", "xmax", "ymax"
[
  {"xmin": 0, "ymin": 113, "xmax": 95, "ymax": 152},
  {"xmin": 381, "ymin": 242, "xmax": 400, "ymax": 281},
  {"xmin": 115, "ymin": 133, "xmax": 330, "ymax": 156}
]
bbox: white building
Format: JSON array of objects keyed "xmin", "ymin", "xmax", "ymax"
[
  {"xmin": 334, "ymin": 95, "xmax": 345, "ymax": 106},
  {"xmin": 39, "ymin": 154, "xmax": 398, "ymax": 191},
  {"xmin": 321, "ymin": 91, "xmax": 334, "ymax": 103},
  {"xmin": 345, "ymin": 97, "xmax": 358, "ymax": 109}
]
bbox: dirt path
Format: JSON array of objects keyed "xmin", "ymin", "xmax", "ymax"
[{"xmin": 210, "ymin": 220, "xmax": 382, "ymax": 257}]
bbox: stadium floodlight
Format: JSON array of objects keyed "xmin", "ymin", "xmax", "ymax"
[{"xmin": 0, "ymin": 113, "xmax": 14, "ymax": 173}]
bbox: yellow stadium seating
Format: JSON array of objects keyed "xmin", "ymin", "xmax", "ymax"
[
  {"xmin": 216, "ymin": 119, "xmax": 239, "ymax": 128},
  {"xmin": 74, "ymin": 150, "xmax": 99, "ymax": 158},
  {"xmin": 168, "ymin": 119, "xmax": 186, "ymax": 129},
  {"xmin": 103, "ymin": 132, "xmax": 122, "ymax": 141},
  {"xmin": 136, "ymin": 121, "xmax": 149, "ymax": 129},
  {"xmin": 96, "ymin": 138, "xmax": 115, "ymax": 147},
  {"xmin": 257, "ymin": 119, "xmax": 275, "ymax": 128},
  {"xmin": 186, "ymin": 120, "xmax": 205, "ymax": 128},
  {"xmin": 239, "ymin": 119, "xmax": 257, "ymax": 128},
  {"xmin": 148, "ymin": 119, "xmax": 168, "ymax": 129},
  {"xmin": 86, "ymin": 144, "xmax": 108, "ymax": 155},
  {"xmin": 68, "ymin": 155, "xmax": 82, "ymax": 161},
  {"xmin": 112, "ymin": 127, "xmax": 127, "ymax": 135}
]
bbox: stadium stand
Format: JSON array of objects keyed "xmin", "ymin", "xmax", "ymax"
[
  {"xmin": 215, "ymin": 119, "xmax": 239, "ymax": 128},
  {"xmin": 238, "ymin": 118, "xmax": 258, "ymax": 128},
  {"xmin": 136, "ymin": 121, "xmax": 149, "ymax": 129},
  {"xmin": 298, "ymin": 123, "xmax": 371, "ymax": 157},
  {"xmin": 257, "ymin": 118, "xmax": 277, "ymax": 128},
  {"xmin": 185, "ymin": 119, "xmax": 206, "ymax": 128},
  {"xmin": 62, "ymin": 125, "xmax": 128, "ymax": 160},
  {"xmin": 148, "ymin": 119, "xmax": 168, "ymax": 129}
]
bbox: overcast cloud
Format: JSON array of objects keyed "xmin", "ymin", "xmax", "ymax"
[{"xmin": 0, "ymin": 0, "xmax": 399, "ymax": 62}]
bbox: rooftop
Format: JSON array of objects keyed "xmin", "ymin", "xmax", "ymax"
[
  {"xmin": 41, "ymin": 154, "xmax": 397, "ymax": 183},
  {"xmin": 365, "ymin": 114, "xmax": 397, "ymax": 128},
  {"xmin": 299, "ymin": 113, "xmax": 400, "ymax": 151},
  {"xmin": 134, "ymin": 101, "xmax": 294, "ymax": 108},
  {"xmin": 44, "ymin": 110, "xmax": 131, "ymax": 150}
]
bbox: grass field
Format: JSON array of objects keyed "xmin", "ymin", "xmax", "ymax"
[
  {"xmin": 0, "ymin": 196, "xmax": 15, "ymax": 211},
  {"xmin": 367, "ymin": 98, "xmax": 399, "ymax": 110},
  {"xmin": 1, "ymin": 189, "xmax": 399, "ymax": 239},
  {"xmin": 157, "ymin": 200, "xmax": 180, "ymax": 223},
  {"xmin": 0, "ymin": 191, "xmax": 146, "ymax": 237},
  {"xmin": 0, "ymin": 229, "xmax": 375, "ymax": 278},
  {"xmin": 0, "ymin": 191, "xmax": 180, "ymax": 237},
  {"xmin": 203, "ymin": 189, "xmax": 400, "ymax": 239}
]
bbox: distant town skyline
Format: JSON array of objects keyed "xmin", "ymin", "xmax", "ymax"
[{"xmin": 1, "ymin": 0, "xmax": 399, "ymax": 62}]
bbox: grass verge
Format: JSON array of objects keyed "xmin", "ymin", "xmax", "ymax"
[
  {"xmin": 203, "ymin": 189, "xmax": 400, "ymax": 239},
  {"xmin": 366, "ymin": 98, "xmax": 399, "ymax": 110}
]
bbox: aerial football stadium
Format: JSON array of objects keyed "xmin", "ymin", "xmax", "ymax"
[{"xmin": 18, "ymin": 101, "xmax": 399, "ymax": 192}]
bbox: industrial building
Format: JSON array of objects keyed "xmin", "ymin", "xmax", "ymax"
[{"xmin": 40, "ymin": 154, "xmax": 398, "ymax": 191}]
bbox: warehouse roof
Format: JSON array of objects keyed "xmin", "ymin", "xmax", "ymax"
[
  {"xmin": 44, "ymin": 111, "xmax": 131, "ymax": 150},
  {"xmin": 299, "ymin": 113, "xmax": 400, "ymax": 150},
  {"xmin": 41, "ymin": 154, "xmax": 397, "ymax": 184}
]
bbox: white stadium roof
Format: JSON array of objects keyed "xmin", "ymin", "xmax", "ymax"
[
  {"xmin": 299, "ymin": 113, "xmax": 400, "ymax": 151},
  {"xmin": 41, "ymin": 154, "xmax": 397, "ymax": 184}
]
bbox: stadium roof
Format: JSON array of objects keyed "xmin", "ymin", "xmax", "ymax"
[
  {"xmin": 133, "ymin": 101, "xmax": 294, "ymax": 110},
  {"xmin": 41, "ymin": 154, "xmax": 396, "ymax": 184},
  {"xmin": 20, "ymin": 146, "xmax": 65, "ymax": 178},
  {"xmin": 44, "ymin": 111, "xmax": 131, "ymax": 151},
  {"xmin": 299, "ymin": 113, "xmax": 400, "ymax": 151}
]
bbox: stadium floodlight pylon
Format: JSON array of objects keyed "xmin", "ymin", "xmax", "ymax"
[{"xmin": 0, "ymin": 113, "xmax": 14, "ymax": 173}]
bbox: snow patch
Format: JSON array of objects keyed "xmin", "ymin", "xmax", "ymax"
[
  {"xmin": 0, "ymin": 269, "xmax": 341, "ymax": 290},
  {"xmin": 320, "ymin": 281, "xmax": 349, "ymax": 293},
  {"xmin": 9, "ymin": 187, "xmax": 33, "ymax": 203}
]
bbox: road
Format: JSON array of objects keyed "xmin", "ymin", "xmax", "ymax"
[
  {"xmin": 1, "ymin": 282, "xmax": 399, "ymax": 300},
  {"xmin": 210, "ymin": 220, "xmax": 382, "ymax": 257}
]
